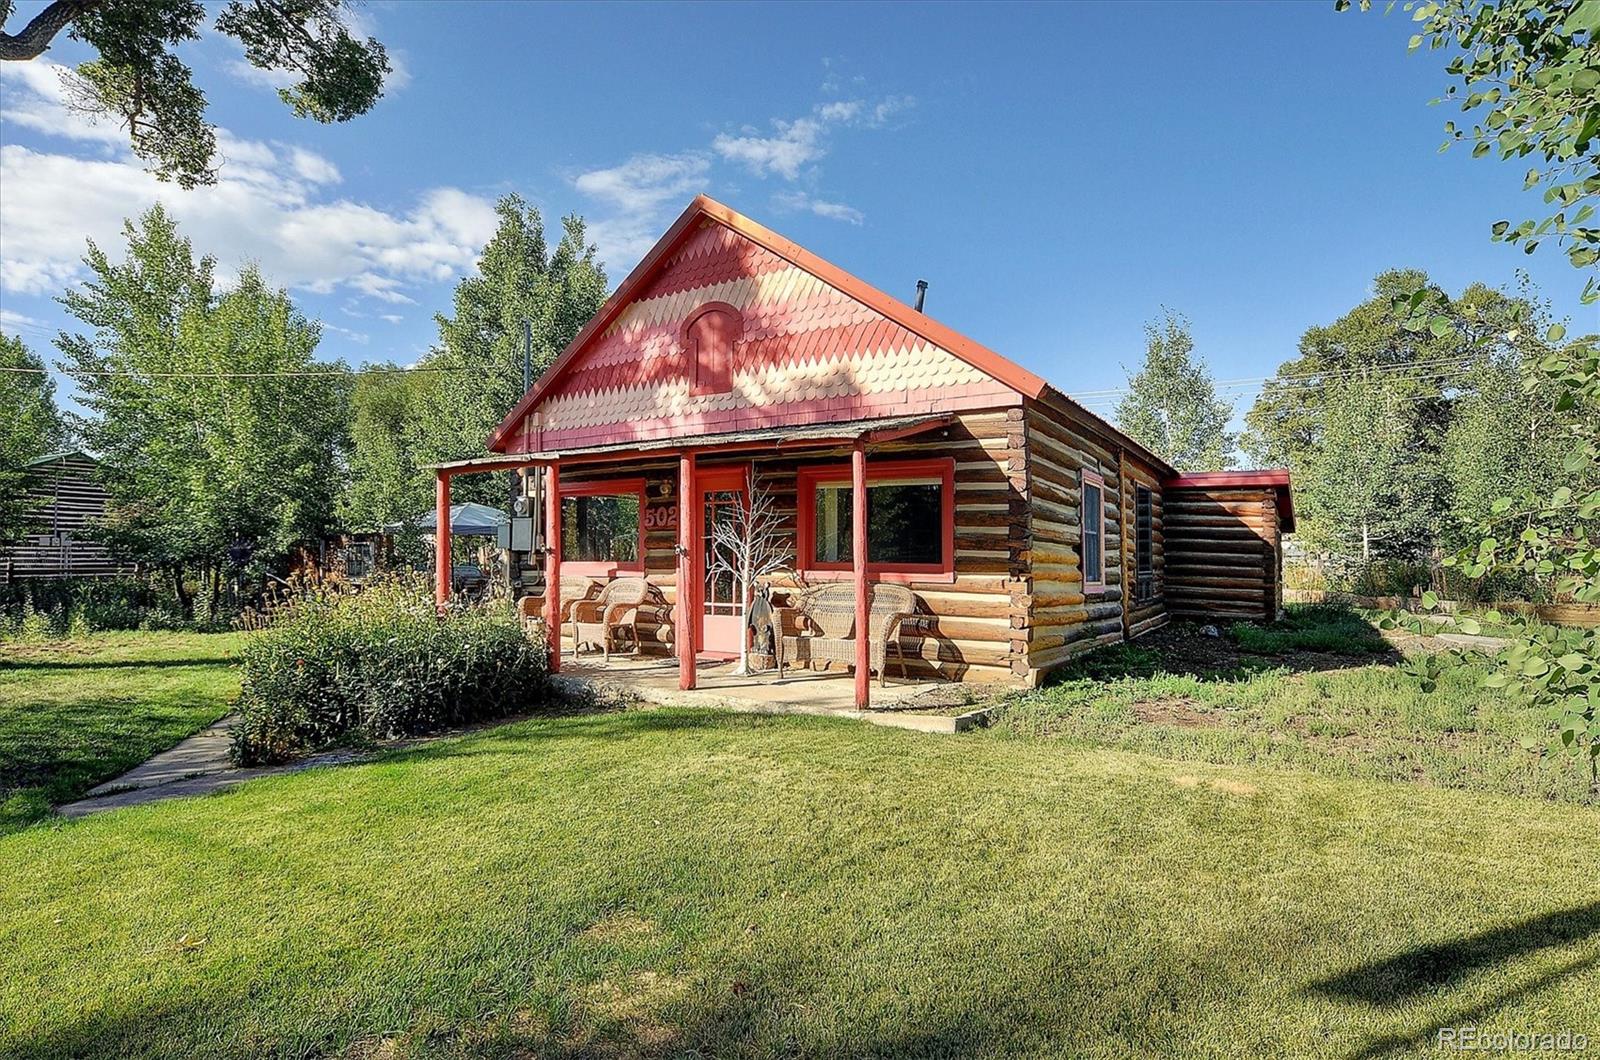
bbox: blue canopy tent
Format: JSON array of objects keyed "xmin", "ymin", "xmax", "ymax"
[
  {"xmin": 393, "ymin": 503, "xmax": 507, "ymax": 595},
  {"xmin": 406, "ymin": 502, "xmax": 507, "ymax": 537}
]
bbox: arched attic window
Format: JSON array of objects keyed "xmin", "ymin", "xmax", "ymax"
[{"xmin": 685, "ymin": 303, "xmax": 741, "ymax": 396}]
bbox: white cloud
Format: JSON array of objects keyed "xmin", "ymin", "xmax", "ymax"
[
  {"xmin": 573, "ymin": 153, "xmax": 709, "ymax": 214},
  {"xmin": 713, "ymin": 117, "xmax": 824, "ymax": 180},
  {"xmin": 0, "ymin": 143, "xmax": 496, "ymax": 304},
  {"xmin": 816, "ymin": 100, "xmax": 862, "ymax": 123},
  {"xmin": 225, "ymin": 59, "xmax": 299, "ymax": 92},
  {"xmin": 379, "ymin": 313, "xmax": 405, "ymax": 324},
  {"xmin": 773, "ymin": 190, "xmax": 864, "ymax": 226},
  {"xmin": 0, "ymin": 308, "xmax": 48, "ymax": 340},
  {"xmin": 0, "ymin": 58, "xmax": 498, "ymax": 306},
  {"xmin": 573, "ymin": 92, "xmax": 911, "ymax": 271},
  {"xmin": 572, "ymin": 153, "xmax": 710, "ymax": 268},
  {"xmin": 289, "ymin": 146, "xmax": 341, "ymax": 184},
  {"xmin": 323, "ymin": 322, "xmax": 370, "ymax": 344}
]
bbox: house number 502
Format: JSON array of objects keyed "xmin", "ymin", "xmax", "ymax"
[{"xmin": 643, "ymin": 507, "xmax": 679, "ymax": 530}]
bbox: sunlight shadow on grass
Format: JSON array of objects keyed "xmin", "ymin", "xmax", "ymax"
[{"xmin": 1312, "ymin": 901, "xmax": 1600, "ymax": 1005}]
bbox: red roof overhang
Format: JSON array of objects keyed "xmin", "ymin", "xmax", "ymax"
[{"xmin": 1164, "ymin": 469, "xmax": 1296, "ymax": 533}]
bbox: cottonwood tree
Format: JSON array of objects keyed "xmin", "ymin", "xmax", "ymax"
[
  {"xmin": 0, "ymin": 335, "xmax": 70, "ymax": 543},
  {"xmin": 412, "ymin": 195, "xmax": 607, "ymax": 505},
  {"xmin": 339, "ymin": 365, "xmax": 430, "ymax": 559},
  {"xmin": 707, "ymin": 480, "xmax": 791, "ymax": 676},
  {"xmin": 58, "ymin": 205, "xmax": 350, "ymax": 615},
  {"xmin": 0, "ymin": 0, "xmax": 389, "ymax": 188},
  {"xmin": 1113, "ymin": 310, "xmax": 1236, "ymax": 471}
]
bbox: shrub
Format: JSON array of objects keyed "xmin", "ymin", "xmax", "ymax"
[
  {"xmin": 0, "ymin": 577, "xmax": 195, "ymax": 638},
  {"xmin": 230, "ymin": 576, "xmax": 549, "ymax": 765}
]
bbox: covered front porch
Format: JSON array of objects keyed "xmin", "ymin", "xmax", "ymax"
[{"xmin": 427, "ymin": 413, "xmax": 980, "ymax": 710}]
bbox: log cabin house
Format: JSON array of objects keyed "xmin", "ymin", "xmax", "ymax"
[{"xmin": 429, "ymin": 196, "xmax": 1293, "ymax": 706}]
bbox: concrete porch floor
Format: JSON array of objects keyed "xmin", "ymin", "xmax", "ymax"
[{"xmin": 556, "ymin": 653, "xmax": 993, "ymax": 734}]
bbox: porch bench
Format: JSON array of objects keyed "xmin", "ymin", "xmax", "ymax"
[{"xmin": 775, "ymin": 582, "xmax": 918, "ymax": 686}]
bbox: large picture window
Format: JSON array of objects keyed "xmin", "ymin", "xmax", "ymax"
[
  {"xmin": 797, "ymin": 458, "xmax": 954, "ymax": 579},
  {"xmin": 1081, "ymin": 469, "xmax": 1105, "ymax": 592},
  {"xmin": 559, "ymin": 478, "xmax": 645, "ymax": 574}
]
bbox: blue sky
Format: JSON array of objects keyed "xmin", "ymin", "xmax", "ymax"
[{"xmin": 2, "ymin": 0, "xmax": 1595, "ymax": 425}]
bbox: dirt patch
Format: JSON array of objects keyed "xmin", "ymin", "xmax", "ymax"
[
  {"xmin": 1173, "ymin": 774, "xmax": 1259, "ymax": 797},
  {"xmin": 1133, "ymin": 623, "xmax": 1385, "ymax": 678},
  {"xmin": 579, "ymin": 912, "xmax": 659, "ymax": 944},
  {"xmin": 343, "ymin": 1038, "xmax": 401, "ymax": 1060},
  {"xmin": 1131, "ymin": 697, "xmax": 1222, "ymax": 729},
  {"xmin": 569, "ymin": 970, "xmax": 689, "ymax": 1056}
]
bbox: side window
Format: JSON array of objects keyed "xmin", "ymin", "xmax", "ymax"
[
  {"xmin": 1135, "ymin": 486, "xmax": 1154, "ymax": 601},
  {"xmin": 1082, "ymin": 470, "xmax": 1105, "ymax": 591},
  {"xmin": 686, "ymin": 305, "xmax": 740, "ymax": 395}
]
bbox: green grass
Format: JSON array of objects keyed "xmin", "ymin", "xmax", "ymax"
[
  {"xmin": 1229, "ymin": 604, "xmax": 1393, "ymax": 655},
  {"xmin": 1, "ymin": 709, "xmax": 1596, "ymax": 1058},
  {"xmin": 0, "ymin": 632, "xmax": 244, "ymax": 832},
  {"xmin": 994, "ymin": 609, "xmax": 1591, "ymax": 803}
]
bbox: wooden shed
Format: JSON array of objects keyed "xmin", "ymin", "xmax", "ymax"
[
  {"xmin": 430, "ymin": 196, "xmax": 1293, "ymax": 703},
  {"xmin": 1, "ymin": 451, "xmax": 131, "ymax": 581}
]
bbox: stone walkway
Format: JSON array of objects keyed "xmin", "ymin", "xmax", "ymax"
[{"xmin": 60, "ymin": 716, "xmax": 365, "ymax": 818}]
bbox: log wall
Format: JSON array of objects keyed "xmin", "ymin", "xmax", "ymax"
[
  {"xmin": 1163, "ymin": 486, "xmax": 1282, "ymax": 622},
  {"xmin": 1018, "ymin": 399, "xmax": 1170, "ymax": 682}
]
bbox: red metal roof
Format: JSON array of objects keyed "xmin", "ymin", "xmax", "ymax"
[{"xmin": 1165, "ymin": 470, "xmax": 1296, "ymax": 533}]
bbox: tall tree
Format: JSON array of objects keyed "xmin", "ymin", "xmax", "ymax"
[
  {"xmin": 414, "ymin": 195, "xmax": 607, "ymax": 505},
  {"xmin": 1113, "ymin": 310, "xmax": 1236, "ymax": 471},
  {"xmin": 0, "ymin": 334, "xmax": 70, "ymax": 543},
  {"xmin": 1301, "ymin": 377, "xmax": 1427, "ymax": 560},
  {"xmin": 0, "ymin": 0, "xmax": 389, "ymax": 188},
  {"xmin": 340, "ymin": 364, "xmax": 429, "ymax": 534},
  {"xmin": 58, "ymin": 205, "xmax": 349, "ymax": 612}
]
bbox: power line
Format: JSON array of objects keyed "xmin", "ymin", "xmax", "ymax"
[{"xmin": 0, "ymin": 361, "xmax": 478, "ymax": 378}]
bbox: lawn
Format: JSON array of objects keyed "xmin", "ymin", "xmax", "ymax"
[
  {"xmin": 992, "ymin": 611, "xmax": 1594, "ymax": 804},
  {"xmin": 0, "ymin": 632, "xmax": 244, "ymax": 832},
  {"xmin": 2, "ymin": 700, "xmax": 1597, "ymax": 1059}
]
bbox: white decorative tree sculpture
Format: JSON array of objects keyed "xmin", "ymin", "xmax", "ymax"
[{"xmin": 707, "ymin": 475, "xmax": 792, "ymax": 676}]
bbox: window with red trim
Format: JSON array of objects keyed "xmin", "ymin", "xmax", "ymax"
[
  {"xmin": 685, "ymin": 304, "xmax": 739, "ymax": 395},
  {"xmin": 1081, "ymin": 469, "xmax": 1105, "ymax": 592},
  {"xmin": 559, "ymin": 478, "xmax": 646, "ymax": 575},
  {"xmin": 796, "ymin": 458, "xmax": 955, "ymax": 579}
]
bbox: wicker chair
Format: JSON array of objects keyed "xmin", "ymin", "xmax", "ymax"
[
  {"xmin": 516, "ymin": 576, "xmax": 599, "ymax": 642},
  {"xmin": 776, "ymin": 582, "xmax": 918, "ymax": 686},
  {"xmin": 571, "ymin": 577, "xmax": 669, "ymax": 661}
]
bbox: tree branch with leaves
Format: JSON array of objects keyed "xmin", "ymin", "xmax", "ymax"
[{"xmin": 0, "ymin": 0, "xmax": 389, "ymax": 188}]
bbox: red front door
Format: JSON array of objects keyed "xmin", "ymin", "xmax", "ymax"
[{"xmin": 698, "ymin": 469, "xmax": 748, "ymax": 657}]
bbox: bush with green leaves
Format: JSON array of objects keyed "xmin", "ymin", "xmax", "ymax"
[
  {"xmin": 231, "ymin": 577, "xmax": 548, "ymax": 765},
  {"xmin": 0, "ymin": 577, "xmax": 194, "ymax": 639}
]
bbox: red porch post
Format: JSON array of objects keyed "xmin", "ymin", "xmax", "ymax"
[
  {"xmin": 544, "ymin": 461, "xmax": 561, "ymax": 673},
  {"xmin": 852, "ymin": 439, "xmax": 870, "ymax": 709},
  {"xmin": 677, "ymin": 451, "xmax": 697, "ymax": 690},
  {"xmin": 434, "ymin": 472, "xmax": 451, "ymax": 612}
]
